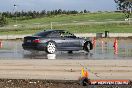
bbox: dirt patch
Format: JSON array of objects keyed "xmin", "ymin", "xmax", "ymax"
[
  {"xmin": 0, "ymin": 79, "xmax": 81, "ymax": 88},
  {"xmin": 0, "ymin": 79, "xmax": 131, "ymax": 88}
]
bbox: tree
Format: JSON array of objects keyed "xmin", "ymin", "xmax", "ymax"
[
  {"xmin": 0, "ymin": 15, "xmax": 8, "ymax": 27},
  {"xmin": 58, "ymin": 9, "xmax": 62, "ymax": 14},
  {"xmin": 84, "ymin": 9, "xmax": 87, "ymax": 13},
  {"xmin": 41, "ymin": 10, "xmax": 46, "ymax": 16},
  {"xmin": 80, "ymin": 11, "xmax": 83, "ymax": 14},
  {"xmin": 114, "ymin": 0, "xmax": 132, "ymax": 18},
  {"xmin": 47, "ymin": 11, "xmax": 51, "ymax": 16}
]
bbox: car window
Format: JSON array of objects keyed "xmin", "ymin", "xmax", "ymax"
[
  {"xmin": 60, "ymin": 31, "xmax": 76, "ymax": 38},
  {"xmin": 33, "ymin": 31, "xmax": 50, "ymax": 37},
  {"xmin": 47, "ymin": 31, "xmax": 61, "ymax": 38}
]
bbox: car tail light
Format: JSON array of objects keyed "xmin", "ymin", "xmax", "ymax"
[{"xmin": 33, "ymin": 39, "xmax": 41, "ymax": 43}]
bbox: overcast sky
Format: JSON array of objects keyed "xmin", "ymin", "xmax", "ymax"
[{"xmin": 0, "ymin": 0, "xmax": 117, "ymax": 12}]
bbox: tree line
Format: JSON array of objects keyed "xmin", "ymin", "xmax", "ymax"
[
  {"xmin": 0, "ymin": 9, "xmax": 89, "ymax": 20},
  {"xmin": 0, "ymin": 9, "xmax": 90, "ymax": 27}
]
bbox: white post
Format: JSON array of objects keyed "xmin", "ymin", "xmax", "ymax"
[{"xmin": 50, "ymin": 22, "xmax": 52, "ymax": 29}]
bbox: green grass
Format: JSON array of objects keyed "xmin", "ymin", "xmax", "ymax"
[
  {"xmin": 53, "ymin": 23, "xmax": 132, "ymax": 33},
  {"xmin": 0, "ymin": 23, "xmax": 132, "ymax": 35},
  {"xmin": 10, "ymin": 12, "xmax": 125, "ymax": 25},
  {"xmin": 1, "ymin": 12, "xmax": 132, "ymax": 34}
]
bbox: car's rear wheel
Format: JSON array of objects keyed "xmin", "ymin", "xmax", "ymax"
[
  {"xmin": 83, "ymin": 41, "xmax": 93, "ymax": 52},
  {"xmin": 46, "ymin": 42, "xmax": 56, "ymax": 54},
  {"xmin": 68, "ymin": 51, "xmax": 73, "ymax": 54}
]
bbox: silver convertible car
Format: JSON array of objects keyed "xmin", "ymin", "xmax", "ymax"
[{"xmin": 22, "ymin": 30, "xmax": 93, "ymax": 54}]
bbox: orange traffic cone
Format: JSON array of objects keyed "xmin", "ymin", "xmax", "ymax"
[
  {"xmin": 92, "ymin": 37, "xmax": 96, "ymax": 48},
  {"xmin": 114, "ymin": 46, "xmax": 118, "ymax": 55},
  {"xmin": 0, "ymin": 41, "xmax": 2, "ymax": 48},
  {"xmin": 113, "ymin": 38, "xmax": 118, "ymax": 48},
  {"xmin": 113, "ymin": 39, "xmax": 118, "ymax": 55}
]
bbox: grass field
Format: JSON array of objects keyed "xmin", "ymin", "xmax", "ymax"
[{"xmin": 0, "ymin": 12, "xmax": 132, "ymax": 34}]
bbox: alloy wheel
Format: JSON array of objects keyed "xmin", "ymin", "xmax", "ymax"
[{"xmin": 47, "ymin": 42, "xmax": 56, "ymax": 54}]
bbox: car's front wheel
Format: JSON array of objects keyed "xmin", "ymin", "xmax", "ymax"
[
  {"xmin": 46, "ymin": 42, "xmax": 56, "ymax": 54},
  {"xmin": 83, "ymin": 41, "xmax": 93, "ymax": 52}
]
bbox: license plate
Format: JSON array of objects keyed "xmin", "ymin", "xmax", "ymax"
[{"xmin": 27, "ymin": 40, "xmax": 31, "ymax": 42}]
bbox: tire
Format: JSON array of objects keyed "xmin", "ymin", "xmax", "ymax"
[
  {"xmin": 46, "ymin": 42, "xmax": 56, "ymax": 54},
  {"xmin": 68, "ymin": 51, "xmax": 73, "ymax": 54},
  {"xmin": 83, "ymin": 41, "xmax": 93, "ymax": 52}
]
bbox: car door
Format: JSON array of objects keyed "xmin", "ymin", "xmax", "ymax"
[
  {"xmin": 59, "ymin": 31, "xmax": 81, "ymax": 50},
  {"xmin": 46, "ymin": 31, "xmax": 70, "ymax": 50},
  {"xmin": 56, "ymin": 34, "xmax": 70, "ymax": 50}
]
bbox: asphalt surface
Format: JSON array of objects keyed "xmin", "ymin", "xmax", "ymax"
[
  {"xmin": 0, "ymin": 60, "xmax": 132, "ymax": 80},
  {"xmin": 0, "ymin": 38, "xmax": 131, "ymax": 59},
  {"xmin": 0, "ymin": 38, "xmax": 131, "ymax": 88}
]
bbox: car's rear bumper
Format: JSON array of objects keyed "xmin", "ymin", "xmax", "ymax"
[{"xmin": 22, "ymin": 43, "xmax": 47, "ymax": 51}]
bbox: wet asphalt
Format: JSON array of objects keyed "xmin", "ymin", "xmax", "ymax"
[{"xmin": 0, "ymin": 38, "xmax": 131, "ymax": 60}]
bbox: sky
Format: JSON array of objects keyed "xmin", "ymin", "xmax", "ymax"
[{"xmin": 0, "ymin": 0, "xmax": 117, "ymax": 12}]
